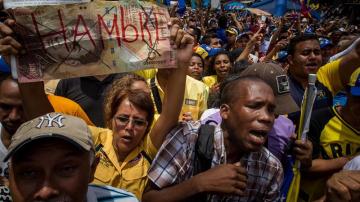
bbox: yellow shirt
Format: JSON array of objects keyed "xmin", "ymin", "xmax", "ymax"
[
  {"xmin": 148, "ymin": 75, "xmax": 209, "ymax": 121},
  {"xmin": 317, "ymin": 58, "xmax": 343, "ymax": 95},
  {"xmin": 90, "ymin": 126, "xmax": 157, "ymax": 200},
  {"xmin": 202, "ymin": 75, "xmax": 218, "ymax": 88},
  {"xmin": 47, "ymin": 94, "xmax": 94, "ymax": 126},
  {"xmin": 135, "ymin": 69, "xmax": 157, "ymax": 80}
]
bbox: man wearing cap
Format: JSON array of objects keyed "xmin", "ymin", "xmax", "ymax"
[
  {"xmin": 224, "ymin": 27, "xmax": 239, "ymax": 52},
  {"xmin": 287, "ymin": 34, "xmax": 360, "ymax": 123},
  {"xmin": 0, "ymin": 73, "xmax": 94, "ymax": 176},
  {"xmin": 319, "ymin": 37, "xmax": 335, "ymax": 65},
  {"xmin": 300, "ymin": 68, "xmax": 360, "ymax": 201},
  {"xmin": 6, "ymin": 112, "xmax": 138, "ymax": 201}
]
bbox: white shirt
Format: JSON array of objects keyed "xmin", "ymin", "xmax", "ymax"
[{"xmin": 87, "ymin": 184, "xmax": 138, "ymax": 202}]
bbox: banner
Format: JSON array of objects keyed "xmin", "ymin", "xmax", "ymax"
[{"xmin": 7, "ymin": 0, "xmax": 175, "ymax": 82}]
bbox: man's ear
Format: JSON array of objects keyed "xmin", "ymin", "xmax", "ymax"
[
  {"xmin": 287, "ymin": 55, "xmax": 294, "ymax": 66},
  {"xmin": 89, "ymin": 155, "xmax": 100, "ymax": 183},
  {"xmin": 220, "ymin": 104, "xmax": 230, "ymax": 120}
]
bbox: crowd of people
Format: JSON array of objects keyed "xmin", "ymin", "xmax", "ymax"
[{"xmin": 0, "ymin": 0, "xmax": 360, "ymax": 201}]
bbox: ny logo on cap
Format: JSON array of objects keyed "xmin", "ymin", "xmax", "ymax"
[{"xmin": 36, "ymin": 113, "xmax": 65, "ymax": 129}]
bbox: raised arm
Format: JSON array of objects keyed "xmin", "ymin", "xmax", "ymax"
[
  {"xmin": 338, "ymin": 37, "xmax": 360, "ymax": 87},
  {"xmin": 149, "ymin": 20, "xmax": 194, "ymax": 149},
  {"xmin": 0, "ymin": 12, "xmax": 54, "ymax": 119}
]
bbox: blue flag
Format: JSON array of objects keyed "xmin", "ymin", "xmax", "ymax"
[{"xmin": 178, "ymin": 0, "xmax": 186, "ymax": 16}]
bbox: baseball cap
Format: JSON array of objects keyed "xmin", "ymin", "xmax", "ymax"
[
  {"xmin": 276, "ymin": 50, "xmax": 288, "ymax": 62},
  {"xmin": 236, "ymin": 33, "xmax": 250, "ymax": 41},
  {"xmin": 226, "ymin": 27, "xmax": 239, "ymax": 36},
  {"xmin": 4, "ymin": 112, "xmax": 94, "ymax": 162},
  {"xmin": 348, "ymin": 67, "xmax": 360, "ymax": 96},
  {"xmin": 200, "ymin": 44, "xmax": 223, "ymax": 57},
  {"xmin": 195, "ymin": 46, "xmax": 209, "ymax": 60},
  {"xmin": 240, "ymin": 63, "xmax": 299, "ymax": 115},
  {"xmin": 319, "ymin": 37, "xmax": 333, "ymax": 49}
]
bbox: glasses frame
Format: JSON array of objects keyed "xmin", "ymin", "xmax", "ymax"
[{"xmin": 113, "ymin": 115, "xmax": 148, "ymax": 129}]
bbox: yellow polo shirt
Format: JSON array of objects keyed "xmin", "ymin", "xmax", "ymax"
[
  {"xmin": 148, "ymin": 75, "xmax": 209, "ymax": 121},
  {"xmin": 202, "ymin": 75, "xmax": 218, "ymax": 88},
  {"xmin": 135, "ymin": 69, "xmax": 157, "ymax": 80},
  {"xmin": 89, "ymin": 126, "xmax": 158, "ymax": 200},
  {"xmin": 316, "ymin": 58, "xmax": 343, "ymax": 95}
]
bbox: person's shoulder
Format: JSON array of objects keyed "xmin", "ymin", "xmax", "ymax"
[
  {"xmin": 47, "ymin": 94, "xmax": 84, "ymax": 114},
  {"xmin": 87, "ymin": 184, "xmax": 139, "ymax": 202},
  {"xmin": 311, "ymin": 107, "xmax": 334, "ymax": 124},
  {"xmin": 89, "ymin": 126, "xmax": 113, "ymax": 145},
  {"xmin": 48, "ymin": 94, "xmax": 78, "ymax": 106},
  {"xmin": 186, "ymin": 76, "xmax": 208, "ymax": 90},
  {"xmin": 56, "ymin": 77, "xmax": 81, "ymax": 88},
  {"xmin": 170, "ymin": 121, "xmax": 202, "ymax": 136},
  {"xmin": 202, "ymin": 75, "xmax": 217, "ymax": 85}
]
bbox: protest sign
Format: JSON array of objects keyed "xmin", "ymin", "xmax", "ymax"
[
  {"xmin": 7, "ymin": 0, "xmax": 175, "ymax": 82},
  {"xmin": 4, "ymin": 0, "xmax": 90, "ymax": 9}
]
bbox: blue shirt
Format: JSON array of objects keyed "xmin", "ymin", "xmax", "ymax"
[{"xmin": 288, "ymin": 75, "xmax": 333, "ymax": 123}]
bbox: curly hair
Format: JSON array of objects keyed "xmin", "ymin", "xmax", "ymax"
[
  {"xmin": 208, "ymin": 51, "xmax": 232, "ymax": 76},
  {"xmin": 103, "ymin": 73, "xmax": 154, "ymax": 134}
]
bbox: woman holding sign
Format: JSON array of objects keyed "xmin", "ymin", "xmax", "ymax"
[{"xmin": 88, "ymin": 23, "xmax": 194, "ymax": 200}]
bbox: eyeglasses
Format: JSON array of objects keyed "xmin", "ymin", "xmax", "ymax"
[{"xmin": 114, "ymin": 115, "xmax": 148, "ymax": 129}]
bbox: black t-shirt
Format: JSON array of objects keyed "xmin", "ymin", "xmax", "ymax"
[{"xmin": 55, "ymin": 74, "xmax": 124, "ymax": 127}]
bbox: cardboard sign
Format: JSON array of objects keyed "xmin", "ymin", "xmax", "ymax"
[{"xmin": 8, "ymin": 0, "xmax": 175, "ymax": 82}]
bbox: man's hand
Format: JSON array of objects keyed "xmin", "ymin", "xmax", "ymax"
[
  {"xmin": 169, "ymin": 19, "xmax": 194, "ymax": 68},
  {"xmin": 274, "ymin": 39, "xmax": 288, "ymax": 51},
  {"xmin": 323, "ymin": 170, "xmax": 360, "ymax": 202},
  {"xmin": 193, "ymin": 162, "xmax": 247, "ymax": 195},
  {"xmin": 210, "ymin": 83, "xmax": 220, "ymax": 94},
  {"xmin": 181, "ymin": 112, "xmax": 193, "ymax": 122},
  {"xmin": 291, "ymin": 134, "xmax": 313, "ymax": 169},
  {"xmin": 0, "ymin": 18, "xmax": 21, "ymax": 56}
]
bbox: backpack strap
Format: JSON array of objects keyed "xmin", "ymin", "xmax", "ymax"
[
  {"xmin": 191, "ymin": 124, "xmax": 215, "ymax": 202},
  {"xmin": 150, "ymin": 77, "xmax": 162, "ymax": 114},
  {"xmin": 195, "ymin": 124, "xmax": 215, "ymax": 168}
]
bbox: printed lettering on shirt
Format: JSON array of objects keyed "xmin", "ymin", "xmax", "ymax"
[
  {"xmin": 321, "ymin": 143, "xmax": 360, "ymax": 159},
  {"xmin": 0, "ymin": 185, "xmax": 12, "ymax": 202},
  {"xmin": 184, "ymin": 99, "xmax": 198, "ymax": 106}
]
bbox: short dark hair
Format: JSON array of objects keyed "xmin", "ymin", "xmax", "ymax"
[
  {"xmin": 220, "ymin": 75, "xmax": 272, "ymax": 105},
  {"xmin": 288, "ymin": 34, "xmax": 320, "ymax": 56},
  {"xmin": 202, "ymin": 32, "xmax": 219, "ymax": 45},
  {"xmin": 188, "ymin": 26, "xmax": 201, "ymax": 42},
  {"xmin": 191, "ymin": 53, "xmax": 204, "ymax": 67}
]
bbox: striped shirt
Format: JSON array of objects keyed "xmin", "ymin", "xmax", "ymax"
[{"xmin": 148, "ymin": 121, "xmax": 283, "ymax": 202}]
